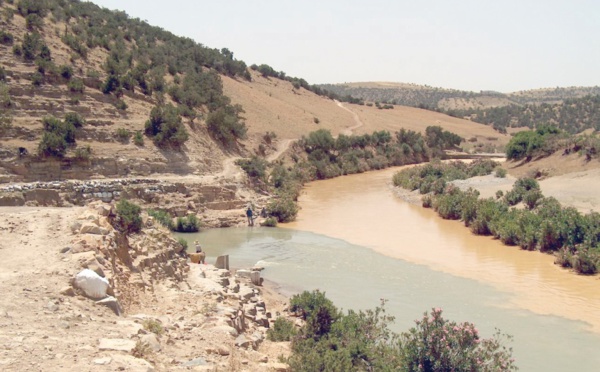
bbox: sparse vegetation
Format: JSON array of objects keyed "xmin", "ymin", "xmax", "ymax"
[
  {"xmin": 174, "ymin": 214, "xmax": 199, "ymax": 233},
  {"xmin": 115, "ymin": 128, "xmax": 131, "ymax": 143},
  {"xmin": 142, "ymin": 319, "xmax": 164, "ymax": 336},
  {"xmin": 147, "ymin": 209, "xmax": 174, "ymax": 230},
  {"xmin": 115, "ymin": 199, "xmax": 142, "ymax": 234}
]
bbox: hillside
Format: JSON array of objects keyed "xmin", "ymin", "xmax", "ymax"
[{"xmin": 0, "ymin": 1, "xmax": 506, "ymax": 184}]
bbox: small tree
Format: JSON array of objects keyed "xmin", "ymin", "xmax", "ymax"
[{"xmin": 144, "ymin": 104, "xmax": 188, "ymax": 148}]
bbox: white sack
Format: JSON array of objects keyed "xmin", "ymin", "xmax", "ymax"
[{"xmin": 74, "ymin": 269, "xmax": 109, "ymax": 299}]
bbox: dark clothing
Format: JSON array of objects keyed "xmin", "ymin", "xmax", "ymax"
[{"xmin": 246, "ymin": 208, "xmax": 254, "ymax": 226}]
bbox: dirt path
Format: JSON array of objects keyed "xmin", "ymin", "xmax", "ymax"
[
  {"xmin": 267, "ymin": 139, "xmax": 295, "ymax": 162},
  {"xmin": 336, "ymin": 100, "xmax": 364, "ymax": 135}
]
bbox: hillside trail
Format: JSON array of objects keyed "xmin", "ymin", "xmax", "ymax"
[{"xmin": 336, "ymin": 100, "xmax": 364, "ymax": 135}]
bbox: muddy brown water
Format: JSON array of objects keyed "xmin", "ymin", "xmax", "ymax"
[
  {"xmin": 284, "ymin": 167, "xmax": 600, "ymax": 334},
  {"xmin": 180, "ymin": 166, "xmax": 600, "ymax": 371}
]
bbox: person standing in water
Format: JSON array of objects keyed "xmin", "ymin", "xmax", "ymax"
[{"xmin": 246, "ymin": 206, "xmax": 254, "ymax": 226}]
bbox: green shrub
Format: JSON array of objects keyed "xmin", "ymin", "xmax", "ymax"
[
  {"xmin": 206, "ymin": 104, "xmax": 247, "ymax": 148},
  {"xmin": 174, "ymin": 214, "xmax": 199, "ymax": 232},
  {"xmin": 115, "ymin": 128, "xmax": 131, "ymax": 143},
  {"xmin": 38, "ymin": 132, "xmax": 66, "ymax": 157},
  {"xmin": 267, "ymin": 317, "xmax": 297, "ymax": 341},
  {"xmin": 115, "ymin": 199, "xmax": 142, "ymax": 234},
  {"xmin": 236, "ymin": 156, "xmax": 268, "ymax": 181},
  {"xmin": 261, "ymin": 217, "xmax": 278, "ymax": 227},
  {"xmin": 30, "ymin": 71, "xmax": 44, "ymax": 86},
  {"xmin": 115, "ymin": 99, "xmax": 127, "ymax": 111},
  {"xmin": 177, "ymin": 237, "xmax": 188, "ymax": 251},
  {"xmin": 267, "ymin": 195, "xmax": 298, "ymax": 223},
  {"xmin": 147, "ymin": 209, "xmax": 174, "ymax": 230},
  {"xmin": 59, "ymin": 65, "xmax": 73, "ymax": 79},
  {"xmin": 399, "ymin": 308, "xmax": 516, "ymax": 372},
  {"xmin": 145, "ymin": 104, "xmax": 188, "ymax": 148},
  {"xmin": 64, "ymin": 112, "xmax": 84, "ymax": 128},
  {"xmin": 67, "ymin": 78, "xmax": 84, "ymax": 93},
  {"xmin": 0, "ymin": 30, "xmax": 14, "ymax": 45},
  {"xmin": 495, "ymin": 167, "xmax": 507, "ymax": 178},
  {"xmin": 571, "ymin": 246, "xmax": 599, "ymax": 275},
  {"xmin": 133, "ymin": 131, "xmax": 144, "ymax": 146},
  {"xmin": 73, "ymin": 144, "xmax": 91, "ymax": 161}
]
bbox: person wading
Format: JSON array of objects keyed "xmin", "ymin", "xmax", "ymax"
[{"xmin": 246, "ymin": 206, "xmax": 254, "ymax": 226}]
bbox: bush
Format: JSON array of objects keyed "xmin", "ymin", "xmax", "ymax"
[
  {"xmin": 133, "ymin": 131, "xmax": 144, "ymax": 146},
  {"xmin": 59, "ymin": 65, "xmax": 73, "ymax": 79},
  {"xmin": 64, "ymin": 112, "xmax": 84, "ymax": 128},
  {"xmin": 0, "ymin": 30, "xmax": 14, "ymax": 45},
  {"xmin": 115, "ymin": 99, "xmax": 127, "ymax": 111},
  {"xmin": 236, "ymin": 156, "xmax": 268, "ymax": 181},
  {"xmin": 73, "ymin": 144, "xmax": 91, "ymax": 161},
  {"xmin": 399, "ymin": 308, "xmax": 517, "ymax": 372},
  {"xmin": 38, "ymin": 132, "xmax": 66, "ymax": 157},
  {"xmin": 115, "ymin": 128, "xmax": 131, "ymax": 143},
  {"xmin": 145, "ymin": 104, "xmax": 189, "ymax": 148},
  {"xmin": 67, "ymin": 78, "xmax": 84, "ymax": 93},
  {"xmin": 267, "ymin": 317, "xmax": 297, "ymax": 341},
  {"xmin": 177, "ymin": 237, "xmax": 188, "ymax": 251},
  {"xmin": 206, "ymin": 104, "xmax": 247, "ymax": 148},
  {"xmin": 147, "ymin": 209, "xmax": 174, "ymax": 230},
  {"xmin": 142, "ymin": 319, "xmax": 164, "ymax": 336},
  {"xmin": 174, "ymin": 214, "xmax": 199, "ymax": 232},
  {"xmin": 267, "ymin": 195, "xmax": 298, "ymax": 223},
  {"xmin": 261, "ymin": 217, "xmax": 278, "ymax": 227},
  {"xmin": 571, "ymin": 246, "xmax": 599, "ymax": 275},
  {"xmin": 115, "ymin": 199, "xmax": 142, "ymax": 234},
  {"xmin": 495, "ymin": 167, "xmax": 507, "ymax": 178}
]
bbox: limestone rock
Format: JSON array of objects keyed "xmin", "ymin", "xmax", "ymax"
[
  {"xmin": 96, "ymin": 296, "xmax": 123, "ymax": 316},
  {"xmin": 98, "ymin": 338, "xmax": 136, "ymax": 352},
  {"xmin": 181, "ymin": 357, "xmax": 209, "ymax": 367},
  {"xmin": 79, "ymin": 222, "xmax": 106, "ymax": 235},
  {"xmin": 215, "ymin": 255, "xmax": 229, "ymax": 270},
  {"xmin": 140, "ymin": 333, "xmax": 161, "ymax": 352}
]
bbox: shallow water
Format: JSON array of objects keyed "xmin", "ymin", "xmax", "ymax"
[{"xmin": 176, "ymin": 167, "xmax": 600, "ymax": 371}]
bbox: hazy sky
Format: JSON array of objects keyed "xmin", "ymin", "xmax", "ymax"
[{"xmin": 89, "ymin": 0, "xmax": 600, "ymax": 93}]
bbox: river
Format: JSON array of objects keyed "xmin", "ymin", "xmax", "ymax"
[{"xmin": 178, "ymin": 167, "xmax": 600, "ymax": 371}]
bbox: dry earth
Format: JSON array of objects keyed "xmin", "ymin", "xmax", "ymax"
[{"xmin": 0, "ymin": 202, "xmax": 293, "ymax": 372}]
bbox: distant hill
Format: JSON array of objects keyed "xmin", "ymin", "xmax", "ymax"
[
  {"xmin": 319, "ymin": 82, "xmax": 600, "ymax": 133},
  {"xmin": 320, "ymin": 82, "xmax": 600, "ymax": 110}
]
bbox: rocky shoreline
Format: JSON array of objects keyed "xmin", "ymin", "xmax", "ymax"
[{"xmin": 0, "ymin": 201, "xmax": 293, "ymax": 371}]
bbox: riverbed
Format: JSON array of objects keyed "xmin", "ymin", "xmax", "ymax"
[{"xmin": 178, "ymin": 166, "xmax": 600, "ymax": 371}]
